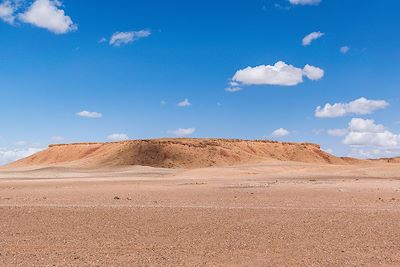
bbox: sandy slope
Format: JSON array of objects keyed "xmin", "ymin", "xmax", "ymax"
[
  {"xmin": 6, "ymin": 139, "xmax": 357, "ymax": 169},
  {"xmin": 2, "ymin": 139, "xmax": 400, "ymax": 266},
  {"xmin": 1, "ymin": 161, "xmax": 400, "ymax": 266}
]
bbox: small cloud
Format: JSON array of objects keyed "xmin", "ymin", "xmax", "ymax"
[
  {"xmin": 271, "ymin": 128, "xmax": 290, "ymax": 138},
  {"xmin": 340, "ymin": 46, "xmax": 350, "ymax": 54},
  {"xmin": 303, "ymin": 64, "xmax": 324, "ymax": 80},
  {"xmin": 107, "ymin": 133, "xmax": 129, "ymax": 141},
  {"xmin": 302, "ymin": 31, "xmax": 324, "ymax": 46},
  {"xmin": 315, "ymin": 97, "xmax": 389, "ymax": 118},
  {"xmin": 225, "ymin": 81, "xmax": 242, "ymax": 92},
  {"xmin": 109, "ymin": 30, "xmax": 151, "ymax": 47},
  {"xmin": 0, "ymin": 0, "xmax": 17, "ymax": 24},
  {"xmin": 225, "ymin": 86, "xmax": 242, "ymax": 93},
  {"xmin": 76, "ymin": 110, "xmax": 102, "ymax": 118},
  {"xmin": 230, "ymin": 61, "xmax": 324, "ymax": 88},
  {"xmin": 274, "ymin": 3, "xmax": 292, "ymax": 10},
  {"xmin": 18, "ymin": 0, "xmax": 77, "ymax": 34},
  {"xmin": 289, "ymin": 0, "xmax": 321, "ymax": 5},
  {"xmin": 168, "ymin": 128, "xmax": 195, "ymax": 137},
  {"xmin": 177, "ymin": 98, "xmax": 191, "ymax": 107}
]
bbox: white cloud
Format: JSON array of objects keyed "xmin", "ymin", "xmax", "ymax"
[
  {"xmin": 177, "ymin": 98, "xmax": 191, "ymax": 107},
  {"xmin": 18, "ymin": 0, "xmax": 77, "ymax": 34},
  {"xmin": 315, "ymin": 97, "xmax": 389, "ymax": 118},
  {"xmin": 289, "ymin": 0, "xmax": 321, "ymax": 5},
  {"xmin": 327, "ymin": 128, "xmax": 348, "ymax": 137},
  {"xmin": 303, "ymin": 64, "xmax": 324, "ymax": 80},
  {"xmin": 225, "ymin": 86, "xmax": 242, "ymax": 93},
  {"xmin": 302, "ymin": 31, "xmax": 324, "ymax": 46},
  {"xmin": 0, "ymin": 0, "xmax": 16, "ymax": 24},
  {"xmin": 271, "ymin": 128, "xmax": 290, "ymax": 138},
  {"xmin": 344, "ymin": 131, "xmax": 400, "ymax": 147},
  {"xmin": 340, "ymin": 46, "xmax": 350, "ymax": 54},
  {"xmin": 348, "ymin": 148, "xmax": 400, "ymax": 159},
  {"xmin": 109, "ymin": 30, "xmax": 151, "ymax": 46},
  {"xmin": 273, "ymin": 3, "xmax": 292, "ymax": 10},
  {"xmin": 342, "ymin": 118, "xmax": 400, "ymax": 147},
  {"xmin": 107, "ymin": 133, "xmax": 129, "ymax": 141},
  {"xmin": 233, "ymin": 61, "xmax": 302, "ymax": 86},
  {"xmin": 230, "ymin": 61, "xmax": 324, "ymax": 89},
  {"xmin": 348, "ymin": 118, "xmax": 386, "ymax": 133},
  {"xmin": 225, "ymin": 81, "xmax": 243, "ymax": 92},
  {"xmin": 76, "ymin": 110, "xmax": 102, "ymax": 118},
  {"xmin": 168, "ymin": 128, "xmax": 195, "ymax": 137},
  {"xmin": 0, "ymin": 147, "xmax": 43, "ymax": 165}
]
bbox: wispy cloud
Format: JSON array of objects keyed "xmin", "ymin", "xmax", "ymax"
[
  {"xmin": 0, "ymin": 0, "xmax": 17, "ymax": 24},
  {"xmin": 289, "ymin": 0, "xmax": 321, "ymax": 6},
  {"xmin": 107, "ymin": 133, "xmax": 129, "ymax": 141},
  {"xmin": 177, "ymin": 98, "xmax": 191, "ymax": 107},
  {"xmin": 225, "ymin": 86, "xmax": 242, "ymax": 93},
  {"xmin": 76, "ymin": 110, "xmax": 102, "ymax": 118},
  {"xmin": 168, "ymin": 128, "xmax": 195, "ymax": 137},
  {"xmin": 109, "ymin": 30, "xmax": 151, "ymax": 46},
  {"xmin": 340, "ymin": 46, "xmax": 350, "ymax": 54},
  {"xmin": 302, "ymin": 31, "xmax": 324, "ymax": 46},
  {"xmin": 273, "ymin": 3, "xmax": 292, "ymax": 10}
]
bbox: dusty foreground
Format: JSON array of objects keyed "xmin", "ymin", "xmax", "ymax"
[{"xmin": 1, "ymin": 161, "xmax": 400, "ymax": 266}]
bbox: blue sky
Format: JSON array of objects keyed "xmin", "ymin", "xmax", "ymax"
[{"xmin": 1, "ymin": 0, "xmax": 400, "ymax": 164}]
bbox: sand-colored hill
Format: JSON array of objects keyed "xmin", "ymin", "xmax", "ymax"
[
  {"xmin": 6, "ymin": 138, "xmax": 360, "ymax": 169},
  {"xmin": 3, "ymin": 147, "xmax": 400, "ymax": 266}
]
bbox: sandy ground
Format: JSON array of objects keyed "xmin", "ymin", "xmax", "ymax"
[{"xmin": 1, "ymin": 161, "xmax": 400, "ymax": 266}]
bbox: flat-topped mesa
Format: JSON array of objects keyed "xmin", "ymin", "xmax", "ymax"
[
  {"xmin": 48, "ymin": 139, "xmax": 322, "ymax": 148},
  {"xmin": 7, "ymin": 138, "xmax": 351, "ymax": 169}
]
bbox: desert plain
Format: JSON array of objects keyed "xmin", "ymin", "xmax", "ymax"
[{"xmin": 1, "ymin": 139, "xmax": 400, "ymax": 266}]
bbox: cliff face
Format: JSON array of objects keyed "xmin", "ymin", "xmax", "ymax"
[{"xmin": 6, "ymin": 138, "xmax": 353, "ymax": 169}]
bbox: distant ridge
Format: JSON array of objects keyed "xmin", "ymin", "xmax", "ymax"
[{"xmin": 6, "ymin": 138, "xmax": 362, "ymax": 169}]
